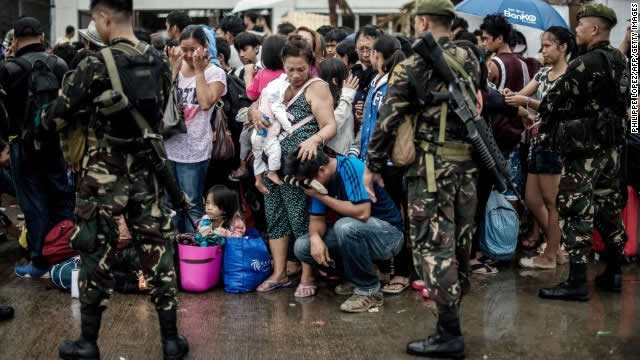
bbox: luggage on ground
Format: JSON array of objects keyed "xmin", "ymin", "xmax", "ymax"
[
  {"xmin": 480, "ymin": 189, "xmax": 519, "ymax": 261},
  {"xmin": 223, "ymin": 229, "xmax": 271, "ymax": 293}
]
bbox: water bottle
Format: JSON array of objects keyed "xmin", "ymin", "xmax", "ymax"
[{"xmin": 258, "ymin": 116, "xmax": 269, "ymax": 137}]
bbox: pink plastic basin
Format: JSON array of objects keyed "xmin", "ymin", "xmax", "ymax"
[{"xmin": 178, "ymin": 244, "xmax": 223, "ymax": 292}]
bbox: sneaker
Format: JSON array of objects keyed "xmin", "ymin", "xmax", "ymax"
[
  {"xmin": 339, "ymin": 292, "xmax": 384, "ymax": 313},
  {"xmin": 15, "ymin": 263, "xmax": 51, "ymax": 279},
  {"xmin": 334, "ymin": 281, "xmax": 356, "ymax": 296}
]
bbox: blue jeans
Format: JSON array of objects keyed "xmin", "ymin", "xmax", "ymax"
[
  {"xmin": 169, "ymin": 159, "xmax": 209, "ymax": 233},
  {"xmin": 294, "ymin": 217, "xmax": 403, "ymax": 296},
  {"xmin": 9, "ymin": 140, "xmax": 74, "ymax": 267}
]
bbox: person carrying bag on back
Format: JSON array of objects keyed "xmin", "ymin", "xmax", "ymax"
[
  {"xmin": 363, "ymin": 0, "xmax": 481, "ymax": 357},
  {"xmin": 40, "ymin": 0, "xmax": 189, "ymax": 359},
  {"xmin": 0, "ymin": 17, "xmax": 75, "ymax": 279}
]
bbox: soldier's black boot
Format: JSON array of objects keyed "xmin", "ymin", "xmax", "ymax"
[
  {"xmin": 0, "ymin": 306, "xmax": 14, "ymax": 321},
  {"xmin": 59, "ymin": 304, "xmax": 102, "ymax": 360},
  {"xmin": 407, "ymin": 307, "xmax": 465, "ymax": 359},
  {"xmin": 595, "ymin": 249, "xmax": 622, "ymax": 292},
  {"xmin": 158, "ymin": 309, "xmax": 189, "ymax": 360},
  {"xmin": 539, "ymin": 263, "xmax": 589, "ymax": 301}
]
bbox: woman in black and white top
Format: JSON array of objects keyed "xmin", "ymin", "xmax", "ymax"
[{"xmin": 503, "ymin": 27, "xmax": 576, "ymax": 270}]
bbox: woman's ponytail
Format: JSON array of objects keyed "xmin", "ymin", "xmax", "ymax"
[
  {"xmin": 374, "ymin": 34, "xmax": 406, "ymax": 74},
  {"xmin": 544, "ymin": 26, "xmax": 577, "ymax": 62}
]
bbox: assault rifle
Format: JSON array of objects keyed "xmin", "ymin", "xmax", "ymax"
[{"xmin": 412, "ymin": 32, "xmax": 525, "ymax": 208}]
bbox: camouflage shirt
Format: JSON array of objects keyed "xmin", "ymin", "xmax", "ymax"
[
  {"xmin": 43, "ymin": 39, "xmax": 172, "ymax": 137},
  {"xmin": 366, "ymin": 37, "xmax": 480, "ymax": 174},
  {"xmin": 538, "ymin": 41, "xmax": 629, "ymax": 151}
]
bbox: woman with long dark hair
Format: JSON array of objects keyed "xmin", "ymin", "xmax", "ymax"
[
  {"xmin": 247, "ymin": 36, "xmax": 336, "ymax": 296},
  {"xmin": 318, "ymin": 57, "xmax": 359, "ymax": 155},
  {"xmin": 504, "ymin": 26, "xmax": 576, "ymax": 269},
  {"xmin": 166, "ymin": 25, "xmax": 227, "ymax": 233}
]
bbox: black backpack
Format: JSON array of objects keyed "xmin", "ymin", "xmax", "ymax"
[
  {"xmin": 221, "ymin": 72, "xmax": 251, "ymax": 136},
  {"xmin": 222, "ymin": 74, "xmax": 252, "ymax": 122},
  {"xmin": 103, "ymin": 42, "xmax": 167, "ymax": 131},
  {"xmin": 8, "ymin": 54, "xmax": 61, "ymax": 148}
]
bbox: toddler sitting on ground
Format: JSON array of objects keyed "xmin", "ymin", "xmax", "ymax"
[{"xmin": 197, "ymin": 185, "xmax": 246, "ymax": 244}]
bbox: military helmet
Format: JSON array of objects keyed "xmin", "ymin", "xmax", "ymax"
[
  {"xmin": 415, "ymin": 0, "xmax": 456, "ymax": 18},
  {"xmin": 576, "ymin": 3, "xmax": 617, "ymax": 28}
]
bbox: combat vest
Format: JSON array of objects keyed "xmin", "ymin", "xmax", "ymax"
[
  {"xmin": 553, "ymin": 44, "xmax": 629, "ymax": 156},
  {"xmin": 393, "ymin": 44, "xmax": 478, "ymax": 191},
  {"xmin": 60, "ymin": 41, "xmax": 166, "ymax": 165}
]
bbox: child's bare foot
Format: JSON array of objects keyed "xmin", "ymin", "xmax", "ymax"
[
  {"xmin": 255, "ymin": 175, "xmax": 270, "ymax": 195},
  {"xmin": 266, "ymin": 170, "xmax": 284, "ymax": 185}
]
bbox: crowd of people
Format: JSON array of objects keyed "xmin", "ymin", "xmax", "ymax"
[{"xmin": 0, "ymin": 0, "xmax": 636, "ymax": 359}]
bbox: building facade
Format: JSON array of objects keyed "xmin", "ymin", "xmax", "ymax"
[
  {"xmin": 54, "ymin": 0, "xmax": 410, "ymax": 37},
  {"xmin": 1, "ymin": 0, "xmax": 51, "ymax": 44}
]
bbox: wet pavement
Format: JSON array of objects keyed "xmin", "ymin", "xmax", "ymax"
[{"xmin": 0, "ymin": 201, "xmax": 638, "ymax": 359}]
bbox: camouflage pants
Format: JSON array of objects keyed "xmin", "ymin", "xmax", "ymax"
[
  {"xmin": 73, "ymin": 149, "xmax": 178, "ymax": 311},
  {"xmin": 557, "ymin": 147, "xmax": 627, "ymax": 264},
  {"xmin": 407, "ymin": 155, "xmax": 478, "ymax": 308}
]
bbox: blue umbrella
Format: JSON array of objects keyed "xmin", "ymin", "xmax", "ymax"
[{"xmin": 456, "ymin": 0, "xmax": 569, "ymax": 31}]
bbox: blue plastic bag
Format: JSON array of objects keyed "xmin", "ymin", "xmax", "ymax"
[
  {"xmin": 223, "ymin": 229, "xmax": 272, "ymax": 293},
  {"xmin": 480, "ymin": 190, "xmax": 519, "ymax": 261},
  {"xmin": 50, "ymin": 256, "xmax": 80, "ymax": 292},
  {"xmin": 199, "ymin": 25, "xmax": 221, "ymax": 67}
]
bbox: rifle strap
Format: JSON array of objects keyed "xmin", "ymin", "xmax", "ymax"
[
  {"xmin": 431, "ymin": 50, "xmax": 476, "ymax": 146},
  {"xmin": 438, "ymin": 102, "xmax": 447, "ymax": 143},
  {"xmin": 100, "ymin": 47, "xmax": 154, "ymax": 137},
  {"xmin": 443, "ymin": 51, "xmax": 473, "ymax": 86}
]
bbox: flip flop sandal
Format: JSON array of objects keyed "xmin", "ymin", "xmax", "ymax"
[
  {"xmin": 476, "ymin": 256, "xmax": 498, "ymax": 266},
  {"xmin": 411, "ymin": 280, "xmax": 425, "ymax": 291},
  {"xmin": 471, "ymin": 263, "xmax": 498, "ymax": 274},
  {"xmin": 382, "ymin": 282, "xmax": 410, "ymax": 295},
  {"xmin": 257, "ymin": 280, "xmax": 292, "ymax": 293},
  {"xmin": 421, "ymin": 288, "xmax": 430, "ymax": 299},
  {"xmin": 294, "ymin": 284, "xmax": 318, "ymax": 298},
  {"xmin": 228, "ymin": 171, "xmax": 251, "ymax": 182},
  {"xmin": 519, "ymin": 256, "xmax": 556, "ymax": 270}
]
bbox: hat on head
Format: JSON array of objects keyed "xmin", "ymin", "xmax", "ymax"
[
  {"xmin": 576, "ymin": 4, "xmax": 617, "ymax": 27},
  {"xmin": 78, "ymin": 21, "xmax": 105, "ymax": 48},
  {"xmin": 415, "ymin": 0, "xmax": 456, "ymax": 18},
  {"xmin": 14, "ymin": 17, "xmax": 43, "ymax": 37}
]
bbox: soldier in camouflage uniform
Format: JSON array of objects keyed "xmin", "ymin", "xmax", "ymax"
[
  {"xmin": 364, "ymin": 0, "xmax": 480, "ymax": 357},
  {"xmin": 41, "ymin": 1, "xmax": 189, "ymax": 359},
  {"xmin": 538, "ymin": 4, "xmax": 629, "ymax": 301}
]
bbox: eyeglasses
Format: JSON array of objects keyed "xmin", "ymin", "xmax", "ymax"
[{"xmin": 357, "ymin": 47, "xmax": 372, "ymax": 54}]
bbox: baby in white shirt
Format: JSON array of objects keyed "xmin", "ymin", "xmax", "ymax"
[{"xmin": 252, "ymin": 74, "xmax": 292, "ymax": 193}]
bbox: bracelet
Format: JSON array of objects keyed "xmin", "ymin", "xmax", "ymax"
[
  {"xmin": 315, "ymin": 134, "xmax": 326, "ymax": 146},
  {"xmin": 526, "ymin": 97, "xmax": 531, "ymax": 110}
]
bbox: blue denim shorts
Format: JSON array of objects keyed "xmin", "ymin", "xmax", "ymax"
[{"xmin": 527, "ymin": 143, "xmax": 562, "ymax": 175}]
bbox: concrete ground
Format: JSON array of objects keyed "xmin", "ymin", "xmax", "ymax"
[{"xmin": 0, "ymin": 200, "xmax": 638, "ymax": 359}]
